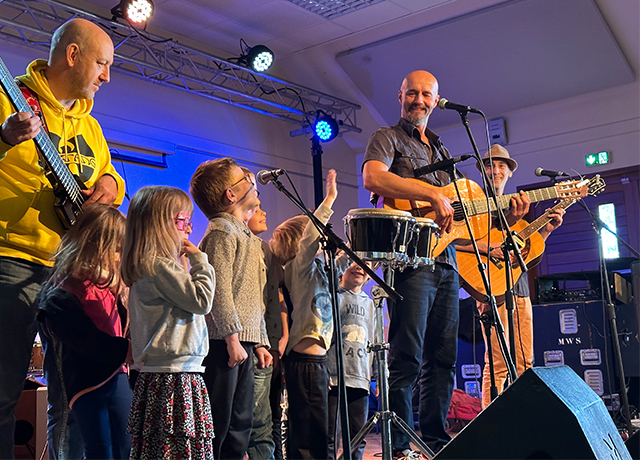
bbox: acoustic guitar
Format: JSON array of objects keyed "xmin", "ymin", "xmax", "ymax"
[
  {"xmin": 383, "ymin": 177, "xmax": 592, "ymax": 258},
  {"xmin": 456, "ymin": 175, "xmax": 606, "ymax": 304},
  {"xmin": 0, "ymin": 57, "xmax": 86, "ymax": 228}
]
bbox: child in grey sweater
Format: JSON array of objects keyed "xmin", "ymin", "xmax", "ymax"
[{"xmin": 191, "ymin": 158, "xmax": 270, "ymax": 459}]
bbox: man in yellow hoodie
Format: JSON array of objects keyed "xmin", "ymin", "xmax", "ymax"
[{"xmin": 0, "ymin": 18, "xmax": 125, "ymax": 459}]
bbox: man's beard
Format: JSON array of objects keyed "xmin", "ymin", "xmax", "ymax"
[{"xmin": 405, "ymin": 113, "xmax": 427, "ymax": 126}]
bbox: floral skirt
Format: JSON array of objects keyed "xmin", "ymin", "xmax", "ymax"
[{"xmin": 127, "ymin": 372, "xmax": 215, "ymax": 459}]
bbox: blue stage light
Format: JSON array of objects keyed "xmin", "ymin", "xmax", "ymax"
[{"xmin": 313, "ymin": 113, "xmax": 339, "ymax": 142}]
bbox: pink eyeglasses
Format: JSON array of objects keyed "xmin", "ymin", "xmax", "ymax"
[{"xmin": 174, "ymin": 212, "xmax": 193, "ymax": 232}]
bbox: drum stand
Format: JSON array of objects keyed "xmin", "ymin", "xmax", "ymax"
[{"xmin": 342, "ymin": 268, "xmax": 436, "ymax": 460}]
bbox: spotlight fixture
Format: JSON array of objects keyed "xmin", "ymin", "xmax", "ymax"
[
  {"xmin": 111, "ymin": 0, "xmax": 154, "ymax": 24},
  {"xmin": 237, "ymin": 40, "xmax": 274, "ymax": 73},
  {"xmin": 246, "ymin": 45, "xmax": 274, "ymax": 72},
  {"xmin": 313, "ymin": 111, "xmax": 339, "ymax": 142}
]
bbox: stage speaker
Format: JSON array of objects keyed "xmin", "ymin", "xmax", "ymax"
[
  {"xmin": 14, "ymin": 383, "xmax": 48, "ymax": 460},
  {"xmin": 435, "ymin": 366, "xmax": 631, "ymax": 459},
  {"xmin": 533, "ymin": 300, "xmax": 640, "ymax": 395},
  {"xmin": 455, "ymin": 296, "xmax": 485, "ymax": 398}
]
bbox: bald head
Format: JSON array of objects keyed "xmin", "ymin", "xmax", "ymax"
[
  {"xmin": 398, "ymin": 70, "xmax": 440, "ymax": 128},
  {"xmin": 49, "ymin": 18, "xmax": 112, "ymax": 65},
  {"xmin": 400, "ymin": 70, "xmax": 439, "ymax": 94},
  {"xmin": 45, "ymin": 18, "xmax": 114, "ymax": 106}
]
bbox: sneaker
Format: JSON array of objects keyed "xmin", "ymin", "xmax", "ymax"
[{"xmin": 393, "ymin": 449, "xmax": 428, "ymax": 459}]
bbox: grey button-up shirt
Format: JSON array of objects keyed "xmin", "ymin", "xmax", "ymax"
[{"xmin": 363, "ymin": 117, "xmax": 457, "ymax": 268}]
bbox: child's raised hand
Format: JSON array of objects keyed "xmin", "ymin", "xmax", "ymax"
[
  {"xmin": 322, "ymin": 169, "xmax": 338, "ymax": 207},
  {"xmin": 181, "ymin": 238, "xmax": 200, "ymax": 257}
]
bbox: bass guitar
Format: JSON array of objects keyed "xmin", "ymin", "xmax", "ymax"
[
  {"xmin": 456, "ymin": 175, "xmax": 606, "ymax": 304},
  {"xmin": 0, "ymin": 56, "xmax": 85, "ymax": 228},
  {"xmin": 383, "ymin": 177, "xmax": 592, "ymax": 258}
]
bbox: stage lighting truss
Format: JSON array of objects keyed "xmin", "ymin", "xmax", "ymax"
[
  {"xmin": 111, "ymin": 0, "xmax": 153, "ymax": 24},
  {"xmin": 0, "ymin": 0, "xmax": 361, "ymax": 136},
  {"xmin": 313, "ymin": 111, "xmax": 339, "ymax": 142}
]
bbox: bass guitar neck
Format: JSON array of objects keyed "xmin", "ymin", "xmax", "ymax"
[{"xmin": 0, "ymin": 56, "xmax": 85, "ymax": 228}]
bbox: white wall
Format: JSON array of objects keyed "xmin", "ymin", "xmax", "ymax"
[{"xmin": 443, "ymin": 80, "xmax": 640, "ymax": 195}]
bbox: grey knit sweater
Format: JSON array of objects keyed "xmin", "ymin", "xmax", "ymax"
[{"xmin": 200, "ymin": 212, "xmax": 268, "ymax": 346}]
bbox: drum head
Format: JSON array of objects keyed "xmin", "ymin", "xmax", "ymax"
[
  {"xmin": 345, "ymin": 208, "xmax": 413, "ymax": 220},
  {"xmin": 414, "ymin": 216, "xmax": 439, "ymax": 229},
  {"xmin": 344, "ymin": 208, "xmax": 414, "ymax": 267}
]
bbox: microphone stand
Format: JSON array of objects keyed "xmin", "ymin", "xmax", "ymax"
[
  {"xmin": 266, "ymin": 176, "xmax": 401, "ymax": 460},
  {"xmin": 453, "ymin": 107, "xmax": 520, "ymax": 400},
  {"xmin": 500, "ymin": 231, "xmax": 521, "ymax": 377},
  {"xmin": 577, "ymin": 199, "xmax": 639, "ymax": 436}
]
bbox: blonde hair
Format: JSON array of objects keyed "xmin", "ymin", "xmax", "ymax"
[
  {"xmin": 269, "ymin": 215, "xmax": 309, "ymax": 265},
  {"xmin": 121, "ymin": 186, "xmax": 193, "ymax": 286},
  {"xmin": 190, "ymin": 158, "xmax": 238, "ymax": 218},
  {"xmin": 44, "ymin": 203, "xmax": 126, "ymax": 293}
]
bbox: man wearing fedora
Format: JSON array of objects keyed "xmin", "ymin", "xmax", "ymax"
[{"xmin": 458, "ymin": 144, "xmax": 564, "ymax": 408}]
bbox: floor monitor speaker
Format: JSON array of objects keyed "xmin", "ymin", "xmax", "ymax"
[{"xmin": 435, "ymin": 366, "xmax": 631, "ymax": 459}]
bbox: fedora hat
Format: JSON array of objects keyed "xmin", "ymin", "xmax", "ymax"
[{"xmin": 476, "ymin": 144, "xmax": 518, "ymax": 172}]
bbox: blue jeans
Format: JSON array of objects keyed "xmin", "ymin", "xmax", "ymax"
[
  {"xmin": 0, "ymin": 257, "xmax": 49, "ymax": 459},
  {"xmin": 72, "ymin": 373, "xmax": 132, "ymax": 460},
  {"xmin": 387, "ymin": 263, "xmax": 459, "ymax": 454},
  {"xmin": 247, "ymin": 358, "xmax": 275, "ymax": 460},
  {"xmin": 270, "ymin": 356, "xmax": 284, "ymax": 460},
  {"xmin": 41, "ymin": 325, "xmax": 85, "ymax": 459}
]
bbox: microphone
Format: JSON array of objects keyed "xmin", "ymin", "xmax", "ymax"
[
  {"xmin": 534, "ymin": 167, "xmax": 570, "ymax": 178},
  {"xmin": 414, "ymin": 155, "xmax": 474, "ymax": 176},
  {"xmin": 437, "ymin": 98, "xmax": 482, "ymax": 114},
  {"xmin": 256, "ymin": 168, "xmax": 286, "ymax": 185}
]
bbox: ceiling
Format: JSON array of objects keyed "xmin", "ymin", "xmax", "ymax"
[{"xmin": 65, "ymin": 0, "xmax": 639, "ymax": 133}]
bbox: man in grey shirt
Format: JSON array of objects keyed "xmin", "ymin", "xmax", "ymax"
[{"xmin": 362, "ymin": 70, "xmax": 458, "ymax": 457}]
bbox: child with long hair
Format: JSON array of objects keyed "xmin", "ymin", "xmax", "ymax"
[
  {"xmin": 122, "ymin": 186, "xmax": 216, "ymax": 459},
  {"xmin": 37, "ymin": 203, "xmax": 132, "ymax": 460}
]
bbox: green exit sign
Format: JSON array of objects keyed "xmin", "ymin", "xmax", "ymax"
[{"xmin": 585, "ymin": 151, "xmax": 611, "ymax": 166}]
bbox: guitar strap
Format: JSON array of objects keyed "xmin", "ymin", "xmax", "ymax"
[
  {"xmin": 17, "ymin": 81, "xmax": 51, "ymax": 133},
  {"xmin": 16, "ymin": 81, "xmax": 55, "ymax": 174}
]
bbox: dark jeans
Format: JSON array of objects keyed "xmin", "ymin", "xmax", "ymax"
[
  {"xmin": 387, "ymin": 263, "xmax": 459, "ymax": 454},
  {"xmin": 72, "ymin": 373, "xmax": 132, "ymax": 460},
  {"xmin": 203, "ymin": 339, "xmax": 255, "ymax": 460},
  {"xmin": 0, "ymin": 257, "xmax": 49, "ymax": 459},
  {"xmin": 284, "ymin": 351, "xmax": 329, "ymax": 460},
  {"xmin": 41, "ymin": 326, "xmax": 84, "ymax": 459},
  {"xmin": 328, "ymin": 387, "xmax": 368, "ymax": 460}
]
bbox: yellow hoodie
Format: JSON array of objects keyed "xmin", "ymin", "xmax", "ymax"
[{"xmin": 0, "ymin": 59, "xmax": 125, "ymax": 266}]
